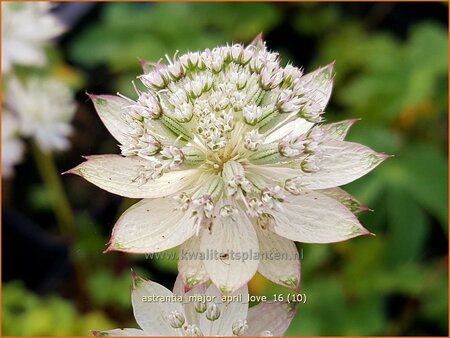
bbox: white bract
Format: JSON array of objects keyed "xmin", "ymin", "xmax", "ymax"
[
  {"xmin": 6, "ymin": 76, "xmax": 76, "ymax": 152},
  {"xmin": 93, "ymin": 272, "xmax": 296, "ymax": 336},
  {"xmin": 70, "ymin": 37, "xmax": 387, "ymax": 294},
  {"xmin": 2, "ymin": 2, "xmax": 65, "ymax": 73},
  {"xmin": 2, "ymin": 111, "xmax": 25, "ymax": 178}
]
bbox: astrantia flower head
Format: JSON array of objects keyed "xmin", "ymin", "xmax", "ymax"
[
  {"xmin": 6, "ymin": 76, "xmax": 76, "ymax": 152},
  {"xmin": 69, "ymin": 37, "xmax": 388, "ymax": 294},
  {"xmin": 93, "ymin": 272, "xmax": 296, "ymax": 336},
  {"xmin": 2, "ymin": 2, "xmax": 65, "ymax": 73}
]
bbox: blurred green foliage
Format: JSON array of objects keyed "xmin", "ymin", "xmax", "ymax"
[
  {"xmin": 69, "ymin": 2, "xmax": 280, "ymax": 96},
  {"xmin": 2, "ymin": 282, "xmax": 115, "ymax": 335},
  {"xmin": 4, "ymin": 2, "xmax": 447, "ymax": 336},
  {"xmin": 70, "ymin": 2, "xmax": 280, "ymax": 70}
]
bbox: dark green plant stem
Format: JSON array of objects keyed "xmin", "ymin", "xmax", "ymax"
[
  {"xmin": 31, "ymin": 141, "xmax": 91, "ymax": 307},
  {"xmin": 31, "ymin": 141, "xmax": 75, "ymax": 238}
]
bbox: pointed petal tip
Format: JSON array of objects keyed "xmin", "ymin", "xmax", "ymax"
[
  {"xmin": 61, "ymin": 168, "xmax": 73, "ymax": 175},
  {"xmin": 103, "ymin": 238, "xmax": 150, "ymax": 255},
  {"xmin": 349, "ymin": 117, "xmax": 361, "ymax": 125},
  {"xmin": 137, "ymin": 57, "xmax": 149, "ymax": 66},
  {"xmin": 250, "ymin": 33, "xmax": 265, "ymax": 49},
  {"xmin": 381, "ymin": 153, "xmax": 394, "ymax": 160},
  {"xmin": 86, "ymin": 92, "xmax": 103, "ymax": 102},
  {"xmin": 254, "ymin": 32, "xmax": 264, "ymax": 41},
  {"xmin": 359, "ymin": 205, "xmax": 373, "ymax": 213},
  {"xmin": 130, "ymin": 268, "xmax": 139, "ymax": 281},
  {"xmin": 358, "ymin": 228, "xmax": 375, "ymax": 237},
  {"xmin": 289, "ymin": 278, "xmax": 301, "ymax": 292},
  {"xmin": 130, "ymin": 269, "xmax": 146, "ymax": 289},
  {"xmin": 328, "ymin": 60, "xmax": 336, "ymax": 69},
  {"xmin": 81, "ymin": 155, "xmax": 96, "ymax": 160},
  {"xmin": 103, "ymin": 242, "xmax": 115, "ymax": 254},
  {"xmin": 61, "ymin": 165, "xmax": 81, "ymax": 176}
]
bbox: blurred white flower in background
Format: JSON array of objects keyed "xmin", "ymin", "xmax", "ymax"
[
  {"xmin": 6, "ymin": 76, "xmax": 76, "ymax": 152},
  {"xmin": 2, "ymin": 111, "xmax": 25, "ymax": 178},
  {"xmin": 93, "ymin": 272, "xmax": 297, "ymax": 336},
  {"xmin": 1, "ymin": 1, "xmax": 65, "ymax": 74}
]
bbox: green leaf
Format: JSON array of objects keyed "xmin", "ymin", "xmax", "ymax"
[
  {"xmin": 386, "ymin": 187, "xmax": 429, "ymax": 266},
  {"xmin": 398, "ymin": 144, "xmax": 448, "ymax": 230}
]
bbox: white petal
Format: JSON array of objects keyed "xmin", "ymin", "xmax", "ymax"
[
  {"xmin": 131, "ymin": 274, "xmax": 185, "ymax": 335},
  {"xmin": 320, "ymin": 119, "xmax": 359, "ymax": 141},
  {"xmin": 264, "ymin": 118, "xmax": 314, "ymax": 143},
  {"xmin": 89, "ymin": 95, "xmax": 132, "ymax": 144},
  {"xmin": 300, "ymin": 140, "xmax": 388, "ymax": 189},
  {"xmin": 107, "ymin": 198, "xmax": 197, "ymax": 253},
  {"xmin": 247, "ymin": 164, "xmax": 301, "ymax": 182},
  {"xmin": 173, "ymin": 275, "xmax": 208, "ymax": 326},
  {"xmin": 179, "ymin": 236, "xmax": 210, "ymax": 289},
  {"xmin": 271, "ymin": 191, "xmax": 369, "ymax": 243},
  {"xmin": 319, "ymin": 187, "xmax": 368, "ymax": 213},
  {"xmin": 93, "ymin": 328, "xmax": 146, "ymax": 336},
  {"xmin": 199, "ymin": 284, "xmax": 248, "ymax": 336},
  {"xmin": 172, "ymin": 274, "xmax": 188, "ymax": 297},
  {"xmin": 246, "ymin": 301, "xmax": 297, "ymax": 336},
  {"xmin": 255, "ymin": 226, "xmax": 300, "ymax": 290},
  {"xmin": 299, "ymin": 62, "xmax": 334, "ymax": 112},
  {"xmin": 200, "ymin": 208, "xmax": 259, "ymax": 295},
  {"xmin": 67, "ymin": 155, "xmax": 201, "ymax": 198},
  {"xmin": 251, "ymin": 140, "xmax": 387, "ymax": 190}
]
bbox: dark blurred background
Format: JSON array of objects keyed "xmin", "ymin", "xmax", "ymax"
[{"xmin": 2, "ymin": 2, "xmax": 448, "ymax": 335}]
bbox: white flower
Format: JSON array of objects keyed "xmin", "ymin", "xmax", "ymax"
[
  {"xmin": 2, "ymin": 111, "xmax": 25, "ymax": 178},
  {"xmin": 93, "ymin": 272, "xmax": 296, "ymax": 336},
  {"xmin": 6, "ymin": 76, "xmax": 76, "ymax": 152},
  {"xmin": 69, "ymin": 38, "xmax": 388, "ymax": 294},
  {"xmin": 1, "ymin": 2, "xmax": 65, "ymax": 73}
]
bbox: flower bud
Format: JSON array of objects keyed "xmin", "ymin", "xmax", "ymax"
[
  {"xmin": 186, "ymin": 324, "xmax": 203, "ymax": 336},
  {"xmin": 194, "ymin": 300, "xmax": 207, "ymax": 313},
  {"xmin": 244, "ymin": 130, "xmax": 264, "ymax": 151},
  {"xmin": 232, "ymin": 320, "xmax": 248, "ymax": 336},
  {"xmin": 140, "ymin": 70, "xmax": 167, "ymax": 89},
  {"xmin": 167, "ymin": 310, "xmax": 185, "ymax": 328},
  {"xmin": 219, "ymin": 205, "xmax": 239, "ymax": 220},
  {"xmin": 205, "ymin": 303, "xmax": 221, "ymax": 321},
  {"xmin": 160, "ymin": 145, "xmax": 184, "ymax": 169},
  {"xmin": 284, "ymin": 178, "xmax": 304, "ymax": 195},
  {"xmin": 243, "ymin": 104, "xmax": 263, "ymax": 125},
  {"xmin": 257, "ymin": 213, "xmax": 275, "ymax": 230}
]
